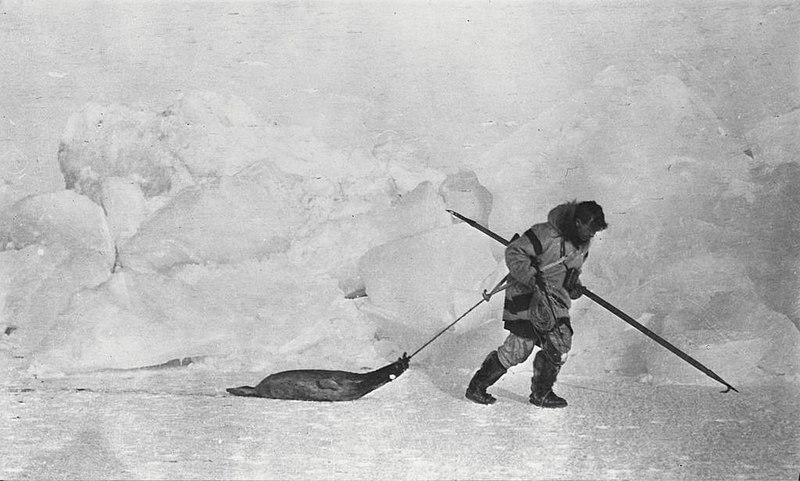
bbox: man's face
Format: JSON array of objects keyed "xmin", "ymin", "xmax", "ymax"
[{"xmin": 576, "ymin": 219, "xmax": 598, "ymax": 242}]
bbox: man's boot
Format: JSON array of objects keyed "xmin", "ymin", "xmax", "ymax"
[
  {"xmin": 465, "ymin": 351, "xmax": 507, "ymax": 405},
  {"xmin": 529, "ymin": 351, "xmax": 568, "ymax": 408}
]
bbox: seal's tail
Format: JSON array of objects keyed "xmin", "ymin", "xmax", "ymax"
[{"xmin": 226, "ymin": 386, "xmax": 259, "ymax": 397}]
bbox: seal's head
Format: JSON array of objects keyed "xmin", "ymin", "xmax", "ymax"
[{"xmin": 387, "ymin": 352, "xmax": 410, "ymax": 380}]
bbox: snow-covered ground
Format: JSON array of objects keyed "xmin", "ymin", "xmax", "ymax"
[
  {"xmin": 1, "ymin": 1, "xmax": 799, "ymax": 479},
  {"xmin": 3, "ymin": 367, "xmax": 798, "ymax": 480}
]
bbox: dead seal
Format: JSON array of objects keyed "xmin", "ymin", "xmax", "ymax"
[{"xmin": 226, "ymin": 353, "xmax": 410, "ymax": 402}]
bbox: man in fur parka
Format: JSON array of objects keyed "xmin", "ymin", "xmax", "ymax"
[{"xmin": 465, "ymin": 200, "xmax": 608, "ymax": 408}]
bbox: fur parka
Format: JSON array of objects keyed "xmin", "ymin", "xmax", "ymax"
[{"xmin": 503, "ymin": 202, "xmax": 590, "ymax": 338}]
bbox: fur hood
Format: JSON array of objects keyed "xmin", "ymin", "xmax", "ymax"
[{"xmin": 547, "ymin": 201, "xmax": 585, "ymax": 248}]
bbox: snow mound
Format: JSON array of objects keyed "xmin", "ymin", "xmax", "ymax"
[
  {"xmin": 0, "ymin": 191, "xmax": 114, "ymax": 356},
  {"xmin": 29, "ymin": 259, "xmax": 385, "ymax": 374},
  {"xmin": 713, "ymin": 159, "xmax": 800, "ymax": 329},
  {"xmin": 57, "ymin": 91, "xmax": 293, "ymax": 203},
  {"xmin": 159, "ymin": 91, "xmax": 277, "ymax": 178},
  {"xmin": 16, "ymin": 90, "xmax": 465, "ymax": 374},
  {"xmin": 0, "ymin": 190, "xmax": 113, "ymax": 258},
  {"xmin": 58, "ymin": 102, "xmax": 185, "ymax": 203},
  {"xmin": 439, "ymin": 170, "xmax": 493, "ymax": 228},
  {"xmin": 567, "ymin": 253, "xmax": 800, "ymax": 387},
  {"xmin": 0, "ymin": 142, "xmax": 43, "ymax": 211},
  {"xmin": 358, "ymin": 223, "xmax": 498, "ymax": 353},
  {"xmin": 99, "ymin": 177, "xmax": 150, "ymax": 244},
  {"xmin": 477, "ymin": 73, "xmax": 748, "ymax": 234},
  {"xmin": 646, "ymin": 294, "xmax": 799, "ymax": 387},
  {"xmin": 120, "ymin": 165, "xmax": 309, "ymax": 272},
  {"xmin": 286, "ymin": 180, "xmax": 453, "ymax": 292}
]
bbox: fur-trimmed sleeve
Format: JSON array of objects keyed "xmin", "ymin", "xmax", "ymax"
[{"xmin": 505, "ymin": 234, "xmax": 539, "ymax": 288}]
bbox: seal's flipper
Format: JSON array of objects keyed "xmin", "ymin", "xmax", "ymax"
[
  {"xmin": 226, "ymin": 386, "xmax": 260, "ymax": 397},
  {"xmin": 315, "ymin": 378, "xmax": 342, "ymax": 390}
]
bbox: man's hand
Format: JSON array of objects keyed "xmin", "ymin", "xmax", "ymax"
[{"xmin": 564, "ymin": 268, "xmax": 582, "ymax": 299}]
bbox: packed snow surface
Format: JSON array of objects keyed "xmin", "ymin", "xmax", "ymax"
[
  {"xmin": 3, "ymin": 370, "xmax": 798, "ymax": 480},
  {"xmin": 1, "ymin": 1, "xmax": 798, "ymax": 479}
]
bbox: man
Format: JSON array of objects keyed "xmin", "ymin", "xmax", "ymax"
[{"xmin": 465, "ymin": 201, "xmax": 607, "ymax": 408}]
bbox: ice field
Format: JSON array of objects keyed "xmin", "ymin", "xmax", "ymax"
[{"xmin": 1, "ymin": 1, "xmax": 798, "ymax": 479}]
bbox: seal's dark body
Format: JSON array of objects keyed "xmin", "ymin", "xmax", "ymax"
[{"xmin": 226, "ymin": 354, "xmax": 410, "ymax": 402}]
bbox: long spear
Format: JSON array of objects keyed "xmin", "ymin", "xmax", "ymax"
[
  {"xmin": 579, "ymin": 287, "xmax": 738, "ymax": 392},
  {"xmin": 448, "ymin": 209, "xmax": 739, "ymax": 393}
]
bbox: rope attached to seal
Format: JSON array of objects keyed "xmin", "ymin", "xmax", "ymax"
[{"xmin": 409, "ymin": 275, "xmax": 510, "ymax": 360}]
